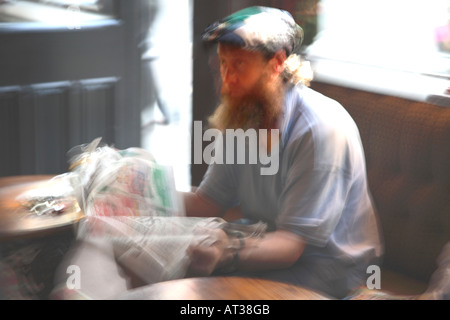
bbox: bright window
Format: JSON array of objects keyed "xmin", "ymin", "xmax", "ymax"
[{"xmin": 304, "ymin": 0, "xmax": 449, "ymax": 102}]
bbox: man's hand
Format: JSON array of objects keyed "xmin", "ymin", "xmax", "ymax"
[{"xmin": 186, "ymin": 228, "xmax": 231, "ymax": 277}]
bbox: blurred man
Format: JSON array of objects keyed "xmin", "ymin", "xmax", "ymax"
[{"xmin": 184, "ymin": 6, "xmax": 383, "ymax": 299}]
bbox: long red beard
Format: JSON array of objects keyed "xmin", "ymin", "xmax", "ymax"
[{"xmin": 208, "ymin": 80, "xmax": 284, "ymax": 131}]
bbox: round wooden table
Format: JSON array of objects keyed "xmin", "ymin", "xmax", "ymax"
[
  {"xmin": 119, "ymin": 276, "xmax": 331, "ymax": 300},
  {"xmin": 0, "ymin": 175, "xmax": 84, "ymax": 240}
]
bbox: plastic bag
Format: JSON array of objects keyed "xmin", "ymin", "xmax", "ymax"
[{"xmin": 16, "ymin": 173, "xmax": 81, "ymax": 217}]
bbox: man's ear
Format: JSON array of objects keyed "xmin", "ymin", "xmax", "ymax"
[{"xmin": 270, "ymin": 50, "xmax": 287, "ymax": 75}]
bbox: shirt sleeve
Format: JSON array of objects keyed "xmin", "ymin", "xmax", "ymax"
[{"xmin": 197, "ymin": 162, "xmax": 240, "ymax": 210}]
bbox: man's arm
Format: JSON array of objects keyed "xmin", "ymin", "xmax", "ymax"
[
  {"xmin": 219, "ymin": 229, "xmax": 306, "ymax": 272},
  {"xmin": 182, "ymin": 191, "xmax": 307, "ymax": 275},
  {"xmin": 182, "ymin": 191, "xmax": 224, "ymax": 218},
  {"xmin": 187, "ymin": 227, "xmax": 307, "ymax": 276}
]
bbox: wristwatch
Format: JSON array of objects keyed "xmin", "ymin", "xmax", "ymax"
[{"xmin": 222, "ymin": 234, "xmax": 245, "ymax": 274}]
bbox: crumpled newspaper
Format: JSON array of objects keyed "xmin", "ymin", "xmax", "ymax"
[
  {"xmin": 77, "ymin": 216, "xmax": 266, "ymax": 286},
  {"xmin": 50, "ymin": 215, "xmax": 266, "ymax": 299}
]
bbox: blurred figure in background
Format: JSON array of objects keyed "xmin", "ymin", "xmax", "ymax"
[{"xmin": 139, "ymin": 0, "xmax": 171, "ymax": 126}]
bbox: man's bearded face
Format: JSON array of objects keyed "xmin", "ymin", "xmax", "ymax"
[{"xmin": 208, "ymin": 44, "xmax": 284, "ymax": 131}]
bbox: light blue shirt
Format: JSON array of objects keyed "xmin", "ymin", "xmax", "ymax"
[{"xmin": 198, "ymin": 84, "xmax": 383, "ymax": 297}]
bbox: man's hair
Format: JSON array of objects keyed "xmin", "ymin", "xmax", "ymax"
[{"xmin": 280, "ymin": 54, "xmax": 313, "ymax": 87}]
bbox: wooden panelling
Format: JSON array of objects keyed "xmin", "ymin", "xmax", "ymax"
[
  {"xmin": 0, "ymin": 77, "xmax": 119, "ymax": 177},
  {"xmin": 0, "ymin": 87, "xmax": 21, "ymax": 176}
]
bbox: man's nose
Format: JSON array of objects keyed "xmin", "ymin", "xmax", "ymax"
[{"xmin": 222, "ymin": 66, "xmax": 237, "ymax": 85}]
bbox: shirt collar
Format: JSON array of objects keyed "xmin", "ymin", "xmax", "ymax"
[{"xmin": 279, "ymin": 83, "xmax": 303, "ymax": 150}]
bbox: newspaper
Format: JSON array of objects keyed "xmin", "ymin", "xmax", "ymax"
[
  {"xmin": 75, "ymin": 216, "xmax": 263, "ymax": 286},
  {"xmin": 68, "ymin": 138, "xmax": 185, "ymax": 218}
]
